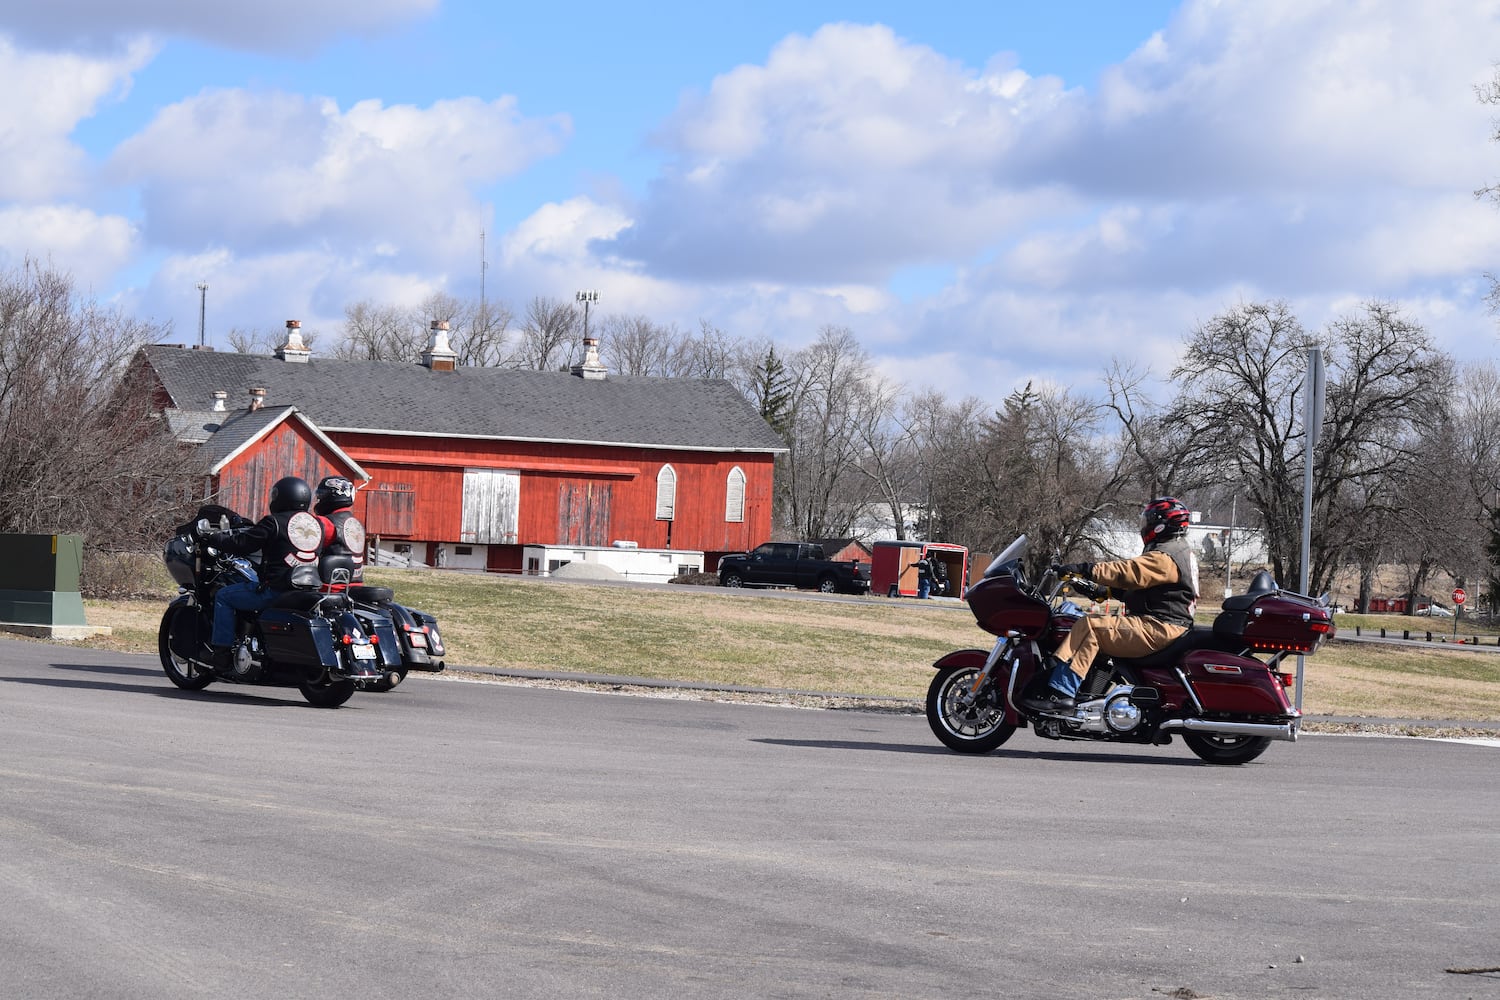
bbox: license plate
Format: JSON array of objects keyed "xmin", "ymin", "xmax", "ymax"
[
  {"xmin": 352, "ymin": 643, "xmax": 376, "ymax": 660},
  {"xmin": 408, "ymin": 631, "xmax": 427, "ymax": 648}
]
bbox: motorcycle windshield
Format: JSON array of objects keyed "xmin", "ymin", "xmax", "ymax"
[{"xmin": 983, "ymin": 535, "xmax": 1027, "ymax": 578}]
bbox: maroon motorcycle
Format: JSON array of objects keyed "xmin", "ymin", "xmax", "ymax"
[{"xmin": 925, "ymin": 535, "xmax": 1335, "ymax": 765}]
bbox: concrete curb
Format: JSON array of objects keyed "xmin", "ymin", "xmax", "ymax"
[{"xmin": 435, "ymin": 663, "xmax": 1500, "ymax": 732}]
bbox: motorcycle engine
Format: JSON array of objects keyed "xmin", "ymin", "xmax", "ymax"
[
  {"xmin": 229, "ymin": 638, "xmax": 264, "ymax": 680},
  {"xmin": 1077, "ymin": 688, "xmax": 1145, "ymax": 734}
]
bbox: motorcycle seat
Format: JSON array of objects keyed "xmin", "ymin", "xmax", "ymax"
[
  {"xmin": 269, "ymin": 590, "xmax": 349, "ymax": 614},
  {"xmin": 348, "ymin": 585, "xmax": 395, "ymax": 603},
  {"xmin": 1114, "ymin": 625, "xmax": 1242, "ymax": 669}
]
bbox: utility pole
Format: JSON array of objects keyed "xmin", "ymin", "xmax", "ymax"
[{"xmin": 196, "ymin": 281, "xmax": 208, "ymax": 347}]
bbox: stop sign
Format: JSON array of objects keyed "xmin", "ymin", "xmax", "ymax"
[{"xmin": 1453, "ymin": 587, "xmax": 1467, "ymax": 606}]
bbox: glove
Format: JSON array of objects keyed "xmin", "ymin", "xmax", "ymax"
[
  {"xmin": 206, "ymin": 531, "xmax": 234, "ymax": 549},
  {"xmin": 1056, "ymin": 561, "xmax": 1094, "ymax": 579}
]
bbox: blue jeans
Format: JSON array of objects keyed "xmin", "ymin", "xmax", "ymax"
[
  {"xmin": 1046, "ymin": 658, "xmax": 1082, "ymax": 696},
  {"xmin": 917, "ymin": 577, "xmax": 931, "ymax": 599},
  {"xmin": 212, "ymin": 581, "xmax": 278, "ymax": 647}
]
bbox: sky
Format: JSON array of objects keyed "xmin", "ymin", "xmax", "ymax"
[{"xmin": 2, "ymin": 0, "xmax": 1499, "ymax": 406}]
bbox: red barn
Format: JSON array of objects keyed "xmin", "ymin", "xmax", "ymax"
[{"xmin": 136, "ymin": 326, "xmax": 785, "ymax": 573}]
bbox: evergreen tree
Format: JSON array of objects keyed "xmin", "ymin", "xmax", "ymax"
[{"xmin": 750, "ymin": 346, "xmax": 793, "ymax": 438}]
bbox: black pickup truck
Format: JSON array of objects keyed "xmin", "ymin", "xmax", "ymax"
[{"xmin": 717, "ymin": 542, "xmax": 871, "ymax": 595}]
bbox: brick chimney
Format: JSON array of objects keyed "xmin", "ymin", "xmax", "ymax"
[
  {"xmin": 421, "ymin": 320, "xmax": 458, "ymax": 372},
  {"xmin": 276, "ymin": 320, "xmax": 311, "ymax": 363},
  {"xmin": 248, "ymin": 387, "xmax": 267, "ymax": 411}
]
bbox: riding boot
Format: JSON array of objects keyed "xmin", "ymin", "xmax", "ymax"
[{"xmin": 1018, "ymin": 655, "xmax": 1079, "ymax": 713}]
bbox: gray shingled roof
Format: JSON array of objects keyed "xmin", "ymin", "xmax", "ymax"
[{"xmin": 142, "ymin": 345, "xmax": 788, "ymax": 454}]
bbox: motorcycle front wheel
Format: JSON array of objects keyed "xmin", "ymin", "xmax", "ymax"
[
  {"xmin": 157, "ymin": 607, "xmax": 214, "ymax": 691},
  {"xmin": 926, "ymin": 664, "xmax": 1015, "ymax": 753},
  {"xmin": 1182, "ymin": 731, "xmax": 1273, "ymax": 765}
]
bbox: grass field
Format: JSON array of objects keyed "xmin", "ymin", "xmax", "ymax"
[{"xmin": 73, "ymin": 566, "xmax": 1500, "ymax": 729}]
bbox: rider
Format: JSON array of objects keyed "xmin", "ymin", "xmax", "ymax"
[
  {"xmin": 1018, "ymin": 496, "xmax": 1200, "ymax": 714},
  {"xmin": 207, "ymin": 476, "xmax": 324, "ymax": 668},
  {"xmin": 313, "ymin": 475, "xmax": 366, "ymax": 587}
]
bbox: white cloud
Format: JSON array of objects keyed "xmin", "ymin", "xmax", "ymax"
[
  {"xmin": 599, "ymin": 0, "xmax": 1500, "ymax": 328},
  {"xmin": 0, "ymin": 36, "xmax": 154, "ymax": 201},
  {"xmin": 0, "ymin": 0, "xmax": 435, "ymax": 54},
  {"xmin": 110, "ymin": 89, "xmax": 571, "ymax": 271},
  {"xmin": 0, "ymin": 205, "xmax": 138, "ymax": 289},
  {"xmin": 602, "ymin": 22, "xmax": 1080, "ymax": 284}
]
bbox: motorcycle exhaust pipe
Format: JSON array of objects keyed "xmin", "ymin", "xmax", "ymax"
[{"xmin": 1160, "ymin": 718, "xmax": 1300, "ymax": 742}]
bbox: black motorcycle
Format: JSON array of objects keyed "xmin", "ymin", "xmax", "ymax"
[
  {"xmin": 316, "ymin": 535, "xmax": 447, "ymax": 693},
  {"xmin": 158, "ymin": 505, "xmax": 392, "ymax": 708}
]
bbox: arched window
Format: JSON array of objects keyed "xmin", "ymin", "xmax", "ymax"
[
  {"xmin": 725, "ymin": 466, "xmax": 746, "ymax": 522},
  {"xmin": 655, "ymin": 464, "xmax": 677, "ymax": 520}
]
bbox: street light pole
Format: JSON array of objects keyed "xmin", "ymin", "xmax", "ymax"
[{"xmin": 196, "ymin": 282, "xmax": 208, "ymax": 348}]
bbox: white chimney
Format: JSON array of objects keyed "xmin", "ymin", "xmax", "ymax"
[
  {"xmin": 276, "ymin": 320, "xmax": 312, "ymax": 363},
  {"xmin": 572, "ymin": 333, "xmax": 607, "ymax": 380},
  {"xmin": 248, "ymin": 387, "xmax": 267, "ymax": 411},
  {"xmin": 211, "ymin": 390, "xmax": 227, "ymax": 412},
  {"xmin": 422, "ymin": 319, "xmax": 458, "ymax": 372}
]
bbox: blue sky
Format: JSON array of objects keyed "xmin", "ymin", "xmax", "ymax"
[{"xmin": 1, "ymin": 0, "xmax": 1497, "ymax": 402}]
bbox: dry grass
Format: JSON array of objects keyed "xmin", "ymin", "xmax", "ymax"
[{"xmin": 73, "ymin": 567, "xmax": 1500, "ymax": 721}]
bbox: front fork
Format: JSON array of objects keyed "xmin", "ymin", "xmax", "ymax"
[{"xmin": 966, "ymin": 636, "xmax": 1017, "ymax": 706}]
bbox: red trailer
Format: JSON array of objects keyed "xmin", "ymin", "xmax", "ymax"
[{"xmin": 871, "ymin": 540, "xmax": 969, "ymax": 598}]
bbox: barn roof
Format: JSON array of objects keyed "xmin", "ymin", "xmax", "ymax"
[
  {"xmin": 188, "ymin": 404, "xmax": 369, "ymax": 479},
  {"xmin": 139, "ymin": 345, "xmax": 788, "ymax": 454}
]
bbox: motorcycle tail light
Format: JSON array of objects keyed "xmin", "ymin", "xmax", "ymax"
[{"xmin": 1277, "ymin": 672, "xmax": 1295, "ymax": 688}]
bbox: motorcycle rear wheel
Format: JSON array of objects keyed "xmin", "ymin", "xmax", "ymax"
[
  {"xmin": 926, "ymin": 664, "xmax": 1015, "ymax": 753},
  {"xmin": 157, "ymin": 608, "xmax": 214, "ymax": 691},
  {"xmin": 1182, "ymin": 731, "xmax": 1273, "ymax": 765},
  {"xmin": 299, "ymin": 677, "xmax": 356, "ymax": 708}
]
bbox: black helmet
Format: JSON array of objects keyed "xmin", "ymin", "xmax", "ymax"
[
  {"xmin": 314, "ymin": 476, "xmax": 355, "ymax": 514},
  {"xmin": 268, "ymin": 476, "xmax": 312, "ymax": 513}
]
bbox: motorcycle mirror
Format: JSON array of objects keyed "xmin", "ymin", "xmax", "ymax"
[{"xmin": 195, "ymin": 518, "xmax": 212, "ymax": 536}]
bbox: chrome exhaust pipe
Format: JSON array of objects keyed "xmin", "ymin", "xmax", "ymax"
[{"xmin": 1160, "ymin": 717, "xmax": 1301, "ymax": 742}]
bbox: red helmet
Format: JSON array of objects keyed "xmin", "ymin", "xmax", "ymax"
[{"xmin": 1140, "ymin": 496, "xmax": 1190, "ymax": 542}]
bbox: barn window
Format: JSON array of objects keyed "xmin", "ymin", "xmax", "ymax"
[
  {"xmin": 461, "ymin": 469, "xmax": 520, "ymax": 544},
  {"xmin": 725, "ymin": 466, "xmax": 746, "ymax": 522},
  {"xmin": 655, "ymin": 465, "xmax": 676, "ymax": 520}
]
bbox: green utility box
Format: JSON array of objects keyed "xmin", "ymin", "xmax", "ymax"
[{"xmin": 0, "ymin": 533, "xmax": 106, "ymax": 639}]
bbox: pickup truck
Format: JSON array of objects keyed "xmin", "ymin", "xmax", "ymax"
[{"xmin": 717, "ymin": 542, "xmax": 871, "ymax": 595}]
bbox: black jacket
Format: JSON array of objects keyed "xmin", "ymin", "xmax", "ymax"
[{"xmin": 214, "ymin": 510, "xmax": 324, "ymax": 591}]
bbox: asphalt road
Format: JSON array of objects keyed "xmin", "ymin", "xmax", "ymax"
[{"xmin": 2, "ymin": 638, "xmax": 1497, "ymax": 1000}]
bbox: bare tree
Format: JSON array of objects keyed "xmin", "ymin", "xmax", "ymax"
[
  {"xmin": 331, "ymin": 301, "xmax": 413, "ymax": 360},
  {"xmin": 0, "ymin": 260, "xmax": 201, "ymax": 591},
  {"xmin": 1476, "ymin": 66, "xmax": 1500, "ymax": 320},
  {"xmin": 1168, "ymin": 300, "xmax": 1448, "ymax": 593},
  {"xmin": 227, "ymin": 324, "xmax": 315, "ymax": 355},
  {"xmin": 517, "ymin": 296, "xmax": 580, "ymax": 370},
  {"xmin": 779, "ymin": 326, "xmax": 879, "ymax": 539},
  {"xmin": 601, "ymin": 314, "xmax": 681, "ymax": 375}
]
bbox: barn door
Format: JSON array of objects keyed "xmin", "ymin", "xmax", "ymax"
[
  {"xmin": 460, "ymin": 469, "xmax": 520, "ymax": 544},
  {"xmin": 558, "ymin": 481, "xmax": 612, "ymax": 546}
]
